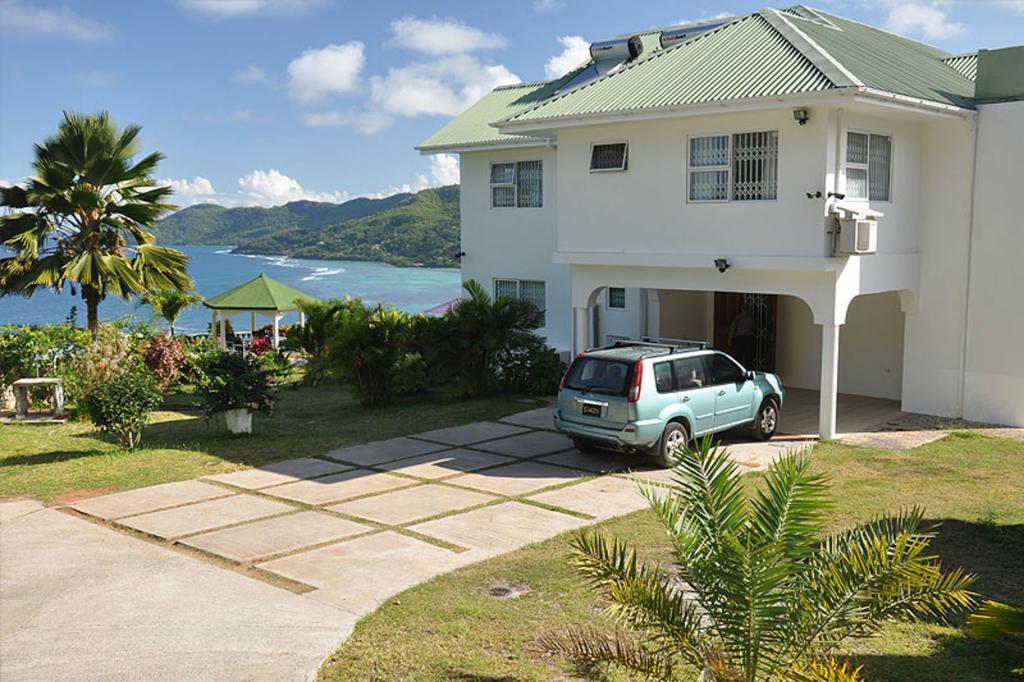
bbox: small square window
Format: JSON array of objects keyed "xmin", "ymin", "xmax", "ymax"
[
  {"xmin": 607, "ymin": 287, "xmax": 626, "ymax": 309},
  {"xmin": 845, "ymin": 131, "xmax": 891, "ymax": 201},
  {"xmin": 590, "ymin": 143, "xmax": 628, "ymax": 171}
]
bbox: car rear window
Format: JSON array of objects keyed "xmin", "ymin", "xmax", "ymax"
[{"xmin": 564, "ymin": 357, "xmax": 632, "ymax": 396}]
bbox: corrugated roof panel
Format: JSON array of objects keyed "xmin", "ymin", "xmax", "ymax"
[
  {"xmin": 507, "ymin": 14, "xmax": 834, "ymax": 123},
  {"xmin": 792, "ymin": 9, "xmax": 975, "ymax": 106},
  {"xmin": 942, "ymin": 53, "xmax": 978, "ymax": 81}
]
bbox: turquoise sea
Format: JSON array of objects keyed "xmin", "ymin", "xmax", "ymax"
[{"xmin": 0, "ymin": 245, "xmax": 461, "ymax": 333}]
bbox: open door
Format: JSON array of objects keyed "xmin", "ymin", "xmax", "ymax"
[{"xmin": 713, "ymin": 292, "xmax": 777, "ymax": 372}]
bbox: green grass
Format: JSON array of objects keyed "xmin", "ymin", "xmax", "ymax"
[
  {"xmin": 318, "ymin": 433, "xmax": 1024, "ymax": 681},
  {"xmin": 0, "ymin": 383, "xmax": 535, "ymax": 503}
]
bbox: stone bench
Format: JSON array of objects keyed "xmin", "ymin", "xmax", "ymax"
[{"xmin": 12, "ymin": 378, "xmax": 65, "ymax": 420}]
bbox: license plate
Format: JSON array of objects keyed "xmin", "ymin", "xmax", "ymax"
[{"xmin": 582, "ymin": 403, "xmax": 602, "ymax": 417}]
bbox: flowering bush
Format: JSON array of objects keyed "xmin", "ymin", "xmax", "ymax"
[
  {"xmin": 194, "ymin": 350, "xmax": 278, "ymax": 419},
  {"xmin": 65, "ymin": 323, "xmax": 147, "ymax": 404},
  {"xmin": 250, "ymin": 336, "xmax": 271, "ymax": 355},
  {"xmin": 143, "ymin": 333, "xmax": 186, "ymax": 391},
  {"xmin": 82, "ymin": 370, "xmax": 162, "ymax": 449}
]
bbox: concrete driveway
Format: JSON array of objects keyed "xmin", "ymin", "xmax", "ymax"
[{"xmin": 1, "ymin": 407, "xmax": 805, "ymax": 680}]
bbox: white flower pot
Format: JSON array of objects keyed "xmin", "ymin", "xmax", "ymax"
[{"xmin": 223, "ymin": 408, "xmax": 253, "ymax": 435}]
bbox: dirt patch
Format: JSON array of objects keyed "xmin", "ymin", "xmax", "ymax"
[
  {"xmin": 53, "ymin": 487, "xmax": 114, "ymax": 506},
  {"xmin": 485, "ymin": 578, "xmax": 532, "ymax": 599}
]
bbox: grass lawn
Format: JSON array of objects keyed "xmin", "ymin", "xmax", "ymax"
[
  {"xmin": 0, "ymin": 383, "xmax": 537, "ymax": 503},
  {"xmin": 319, "ymin": 432, "xmax": 1024, "ymax": 681}
]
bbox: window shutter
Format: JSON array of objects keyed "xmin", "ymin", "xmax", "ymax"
[{"xmin": 732, "ymin": 131, "xmax": 778, "ymax": 200}]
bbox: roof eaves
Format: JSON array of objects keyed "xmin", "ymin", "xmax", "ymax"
[
  {"xmin": 759, "ymin": 8, "xmax": 861, "ymax": 87},
  {"xmin": 416, "ymin": 138, "xmax": 551, "ymax": 154}
]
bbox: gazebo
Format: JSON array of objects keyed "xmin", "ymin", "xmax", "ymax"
[{"xmin": 203, "ymin": 273, "xmax": 319, "ymax": 349}]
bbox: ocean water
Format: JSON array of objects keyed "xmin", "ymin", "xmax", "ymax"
[{"xmin": 0, "ymin": 245, "xmax": 461, "ymax": 333}]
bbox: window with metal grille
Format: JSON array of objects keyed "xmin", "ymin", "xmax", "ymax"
[
  {"xmin": 493, "ymin": 279, "xmax": 546, "ymax": 324},
  {"xmin": 490, "ymin": 161, "xmax": 542, "ymax": 208},
  {"xmin": 590, "ymin": 142, "xmax": 628, "ymax": 172},
  {"xmin": 845, "ymin": 131, "xmax": 891, "ymax": 201},
  {"xmin": 732, "ymin": 131, "xmax": 778, "ymax": 200},
  {"xmin": 607, "ymin": 287, "xmax": 626, "ymax": 309},
  {"xmin": 688, "ymin": 132, "xmax": 778, "ymax": 202}
]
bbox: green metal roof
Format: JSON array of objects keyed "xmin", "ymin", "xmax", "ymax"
[
  {"xmin": 790, "ymin": 9, "xmax": 975, "ymax": 106},
  {"xmin": 203, "ymin": 273, "xmax": 319, "ymax": 311},
  {"xmin": 505, "ymin": 13, "xmax": 834, "ymax": 123},
  {"xmin": 943, "ymin": 53, "xmax": 978, "ymax": 82}
]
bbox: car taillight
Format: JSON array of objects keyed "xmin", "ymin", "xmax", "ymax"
[
  {"xmin": 628, "ymin": 359, "xmax": 643, "ymax": 402},
  {"xmin": 560, "ymin": 352, "xmax": 584, "ymax": 390}
]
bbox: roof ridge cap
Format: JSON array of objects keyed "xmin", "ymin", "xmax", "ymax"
[{"xmin": 759, "ymin": 8, "xmax": 862, "ymax": 88}]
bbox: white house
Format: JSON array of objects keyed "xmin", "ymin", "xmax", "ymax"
[{"xmin": 418, "ymin": 6, "xmax": 1024, "ymax": 437}]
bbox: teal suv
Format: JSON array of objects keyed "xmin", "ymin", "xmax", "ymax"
[{"xmin": 554, "ymin": 340, "xmax": 784, "ymax": 467}]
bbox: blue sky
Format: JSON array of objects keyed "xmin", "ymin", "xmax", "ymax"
[{"xmin": 1, "ymin": 0, "xmax": 1021, "ymax": 208}]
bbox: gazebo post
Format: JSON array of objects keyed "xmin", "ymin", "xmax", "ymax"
[
  {"xmin": 272, "ymin": 312, "xmax": 281, "ymax": 350},
  {"xmin": 299, "ymin": 310, "xmax": 306, "ymax": 327},
  {"xmin": 219, "ymin": 311, "xmax": 227, "ymax": 349},
  {"xmin": 210, "ymin": 309, "xmax": 217, "ymax": 345},
  {"xmin": 251, "ymin": 312, "xmax": 257, "ymax": 335}
]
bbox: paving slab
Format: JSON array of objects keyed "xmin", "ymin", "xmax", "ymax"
[
  {"xmin": 323, "ymin": 436, "xmax": 446, "ymax": 466},
  {"xmin": 538, "ymin": 448, "xmax": 643, "ymax": 473},
  {"xmin": 499, "ymin": 406, "xmax": 557, "ymax": 431},
  {"xmin": 840, "ymin": 430, "xmax": 947, "ymax": 451},
  {"xmin": 263, "ymin": 469, "xmax": 417, "ymax": 505},
  {"xmin": 118, "ymin": 495, "xmax": 295, "ymax": 539},
  {"xmin": 410, "ymin": 501, "xmax": 587, "ymax": 557},
  {"xmin": 0, "ymin": 501, "xmax": 355, "ymax": 681},
  {"xmin": 180, "ymin": 511, "xmax": 373, "ymax": 562},
  {"xmin": 374, "ymin": 448, "xmax": 515, "ymax": 479},
  {"xmin": 411, "ymin": 421, "xmax": 529, "ymax": 446},
  {"xmin": 328, "ymin": 484, "xmax": 497, "ymax": 525},
  {"xmin": 470, "ymin": 430, "xmax": 575, "ymax": 457},
  {"xmin": 203, "ymin": 458, "xmax": 351, "ymax": 490},
  {"xmin": 68, "ymin": 480, "xmax": 231, "ymax": 520},
  {"xmin": 530, "ymin": 476, "xmax": 651, "ymax": 520},
  {"xmin": 259, "ymin": 531, "xmax": 468, "ymax": 616},
  {"xmin": 446, "ymin": 460, "xmax": 586, "ymax": 496}
]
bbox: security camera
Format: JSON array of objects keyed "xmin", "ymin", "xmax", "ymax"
[
  {"xmin": 806, "ymin": 190, "xmax": 822, "ymax": 199},
  {"xmin": 793, "ymin": 108, "xmax": 809, "ymax": 125},
  {"xmin": 714, "ymin": 258, "xmax": 730, "ymax": 273},
  {"xmin": 827, "ymin": 191, "xmax": 846, "ymax": 200}
]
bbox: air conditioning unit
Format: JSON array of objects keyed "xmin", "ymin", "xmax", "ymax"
[{"xmin": 837, "ymin": 218, "xmax": 877, "ymax": 255}]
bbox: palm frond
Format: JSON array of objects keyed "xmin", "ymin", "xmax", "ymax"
[
  {"xmin": 750, "ymin": 449, "xmax": 831, "ymax": 559},
  {"xmin": 968, "ymin": 600, "xmax": 1024, "ymax": 639},
  {"xmin": 536, "ymin": 627, "xmax": 675, "ymax": 680}
]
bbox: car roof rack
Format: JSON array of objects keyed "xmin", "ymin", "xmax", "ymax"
[{"xmin": 606, "ymin": 337, "xmax": 710, "ymax": 354}]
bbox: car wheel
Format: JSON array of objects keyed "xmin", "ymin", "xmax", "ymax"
[
  {"xmin": 654, "ymin": 421, "xmax": 689, "ymax": 468},
  {"xmin": 572, "ymin": 438, "xmax": 599, "ymax": 454},
  {"xmin": 752, "ymin": 399, "xmax": 779, "ymax": 441}
]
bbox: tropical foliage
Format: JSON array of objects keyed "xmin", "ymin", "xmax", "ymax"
[
  {"xmin": 140, "ymin": 288, "xmax": 202, "ymax": 335},
  {"xmin": 193, "ymin": 349, "xmax": 279, "ymax": 419},
  {"xmin": 82, "ymin": 370, "xmax": 162, "ymax": 449},
  {"xmin": 283, "ymin": 298, "xmax": 345, "ymax": 385},
  {"xmin": 0, "ymin": 322, "xmax": 88, "ymax": 396},
  {"xmin": 968, "ymin": 600, "xmax": 1024, "ymax": 640},
  {"xmin": 142, "ymin": 333, "xmax": 186, "ymax": 391},
  {"xmin": 541, "ymin": 437, "xmax": 976, "ymax": 681},
  {"xmin": 0, "ymin": 111, "xmax": 190, "ymax": 331}
]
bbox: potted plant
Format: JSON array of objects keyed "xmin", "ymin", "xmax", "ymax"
[{"xmin": 195, "ymin": 350, "xmax": 278, "ymax": 434}]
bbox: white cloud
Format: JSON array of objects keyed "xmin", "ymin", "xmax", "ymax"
[
  {"xmin": 544, "ymin": 35, "xmax": 589, "ymax": 79},
  {"xmin": 73, "ymin": 69, "xmax": 117, "ymax": 88},
  {"xmin": 162, "ymin": 176, "xmax": 218, "ymax": 206},
  {"xmin": 0, "ymin": 0, "xmax": 115, "ymax": 42},
  {"xmin": 533, "ymin": 0, "xmax": 565, "ymax": 12},
  {"xmin": 234, "ymin": 64, "xmax": 272, "ymax": 85},
  {"xmin": 883, "ymin": 1, "xmax": 963, "ymax": 40},
  {"xmin": 429, "ymin": 154, "xmax": 460, "ymax": 186},
  {"xmin": 178, "ymin": 0, "xmax": 326, "ymax": 19},
  {"xmin": 390, "ymin": 16, "xmax": 507, "ymax": 55},
  {"xmin": 237, "ymin": 169, "xmax": 351, "ymax": 205},
  {"xmin": 370, "ymin": 55, "xmax": 520, "ymax": 118},
  {"xmin": 287, "ymin": 42, "xmax": 365, "ymax": 103}
]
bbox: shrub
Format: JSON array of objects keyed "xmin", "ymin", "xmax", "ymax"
[
  {"xmin": 0, "ymin": 323, "xmax": 89, "ymax": 403},
  {"xmin": 250, "ymin": 336, "xmax": 271, "ymax": 355},
  {"xmin": 493, "ymin": 336, "xmax": 566, "ymax": 395},
  {"xmin": 67, "ymin": 323, "xmax": 146, "ymax": 400},
  {"xmin": 284, "ymin": 299, "xmax": 346, "ymax": 385},
  {"xmin": 329, "ymin": 299, "xmax": 422, "ymax": 408},
  {"xmin": 194, "ymin": 350, "xmax": 278, "ymax": 419},
  {"xmin": 143, "ymin": 333, "xmax": 186, "ymax": 391},
  {"xmin": 82, "ymin": 370, "xmax": 162, "ymax": 449}
]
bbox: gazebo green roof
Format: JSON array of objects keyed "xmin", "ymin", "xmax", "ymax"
[{"xmin": 203, "ymin": 273, "xmax": 319, "ymax": 312}]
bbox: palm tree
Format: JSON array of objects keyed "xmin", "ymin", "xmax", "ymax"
[
  {"xmin": 540, "ymin": 438, "xmax": 976, "ymax": 681},
  {"xmin": 283, "ymin": 298, "xmax": 345, "ymax": 385},
  {"xmin": 141, "ymin": 288, "xmax": 202, "ymax": 336},
  {"xmin": 0, "ymin": 111, "xmax": 189, "ymax": 332}
]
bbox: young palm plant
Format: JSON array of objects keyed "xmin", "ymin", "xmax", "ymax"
[
  {"xmin": 541, "ymin": 437, "xmax": 976, "ymax": 681},
  {"xmin": 0, "ymin": 111, "xmax": 189, "ymax": 332},
  {"xmin": 140, "ymin": 287, "xmax": 202, "ymax": 336}
]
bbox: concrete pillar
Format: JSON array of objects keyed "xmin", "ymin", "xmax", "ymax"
[
  {"xmin": 573, "ymin": 307, "xmax": 589, "ymax": 355},
  {"xmin": 272, "ymin": 313, "xmax": 281, "ymax": 350},
  {"xmin": 218, "ymin": 312, "xmax": 227, "ymax": 349},
  {"xmin": 819, "ymin": 322, "xmax": 841, "ymax": 439},
  {"xmin": 251, "ymin": 312, "xmax": 257, "ymax": 334},
  {"xmin": 210, "ymin": 309, "xmax": 217, "ymax": 344}
]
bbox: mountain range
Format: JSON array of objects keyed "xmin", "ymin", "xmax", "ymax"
[{"xmin": 156, "ymin": 185, "xmax": 460, "ymax": 268}]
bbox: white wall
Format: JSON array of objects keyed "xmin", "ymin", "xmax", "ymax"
[
  {"xmin": 775, "ymin": 292, "xmax": 904, "ymax": 400},
  {"xmin": 962, "ymin": 100, "xmax": 1024, "ymax": 426},
  {"xmin": 657, "ymin": 290, "xmax": 712, "ymax": 341},
  {"xmin": 459, "ymin": 147, "xmax": 572, "ymax": 351},
  {"xmin": 594, "ymin": 287, "xmax": 644, "ymax": 345}
]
